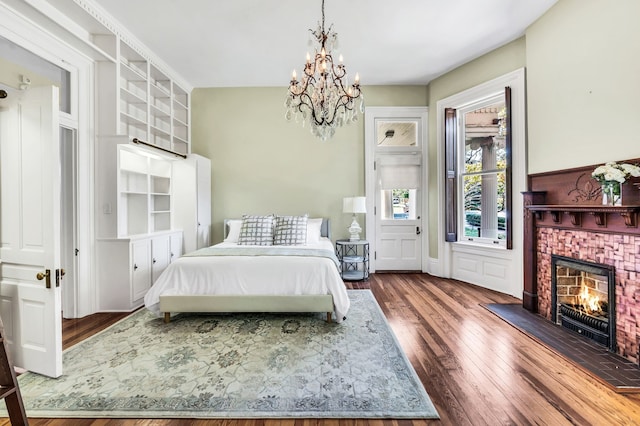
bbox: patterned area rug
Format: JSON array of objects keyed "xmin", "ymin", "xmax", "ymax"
[{"xmin": 10, "ymin": 290, "xmax": 438, "ymax": 419}]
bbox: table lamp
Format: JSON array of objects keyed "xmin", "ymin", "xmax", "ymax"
[{"xmin": 343, "ymin": 196, "xmax": 366, "ymax": 241}]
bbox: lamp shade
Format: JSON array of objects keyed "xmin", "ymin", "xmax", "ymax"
[
  {"xmin": 344, "ymin": 196, "xmax": 366, "ymax": 214},
  {"xmin": 351, "ymin": 196, "xmax": 366, "ymax": 213}
]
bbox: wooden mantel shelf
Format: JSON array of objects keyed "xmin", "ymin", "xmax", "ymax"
[{"xmin": 526, "ymin": 204, "xmax": 640, "ymax": 227}]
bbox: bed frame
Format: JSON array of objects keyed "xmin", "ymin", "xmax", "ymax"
[{"xmin": 159, "ymin": 218, "xmax": 335, "ymax": 323}]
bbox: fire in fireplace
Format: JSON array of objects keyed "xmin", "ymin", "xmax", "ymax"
[{"xmin": 551, "ymin": 255, "xmax": 616, "ymax": 351}]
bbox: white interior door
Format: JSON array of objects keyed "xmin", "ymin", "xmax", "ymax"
[
  {"xmin": 0, "ymin": 84, "xmax": 63, "ymax": 378},
  {"xmin": 375, "ymin": 154, "xmax": 422, "ymax": 271}
]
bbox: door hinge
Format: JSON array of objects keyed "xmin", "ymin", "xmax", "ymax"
[
  {"xmin": 374, "ymin": 251, "xmax": 377, "ymax": 260},
  {"xmin": 374, "ymin": 161, "xmax": 376, "ymax": 170},
  {"xmin": 75, "ymin": 248, "xmax": 79, "ymax": 256},
  {"xmin": 374, "ymin": 206, "xmax": 376, "ymax": 215}
]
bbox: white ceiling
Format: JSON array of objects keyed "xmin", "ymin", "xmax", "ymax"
[{"xmin": 90, "ymin": 0, "xmax": 558, "ymax": 88}]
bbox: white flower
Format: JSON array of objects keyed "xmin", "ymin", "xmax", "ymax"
[{"xmin": 621, "ymin": 163, "xmax": 640, "ymax": 177}]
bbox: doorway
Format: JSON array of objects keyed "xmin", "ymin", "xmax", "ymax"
[
  {"xmin": 60, "ymin": 126, "xmax": 78, "ymax": 317},
  {"xmin": 365, "ymin": 107, "xmax": 428, "ymax": 272},
  {"xmin": 0, "ymin": 20, "xmax": 91, "ymax": 375}
]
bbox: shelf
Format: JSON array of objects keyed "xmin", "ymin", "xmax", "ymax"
[
  {"xmin": 120, "ymin": 87, "xmax": 146, "ymax": 104},
  {"xmin": 343, "ymin": 256, "xmax": 364, "ymax": 263},
  {"xmin": 526, "ymin": 204, "xmax": 640, "ymax": 228},
  {"xmin": 342, "ymin": 271, "xmax": 366, "ymax": 280},
  {"xmin": 151, "ymin": 103, "xmax": 171, "ymax": 118},
  {"xmin": 120, "ymin": 61, "xmax": 146, "ymax": 81},
  {"xmin": 120, "ymin": 112, "xmax": 147, "ymax": 128}
]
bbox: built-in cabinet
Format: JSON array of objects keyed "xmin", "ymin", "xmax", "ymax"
[
  {"xmin": 97, "ymin": 232, "xmax": 182, "ymax": 311},
  {"xmin": 96, "ymin": 136, "xmax": 208, "ymax": 311},
  {"xmin": 96, "ymin": 39, "xmax": 190, "ymax": 155}
]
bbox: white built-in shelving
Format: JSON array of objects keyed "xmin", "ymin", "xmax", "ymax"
[{"xmin": 52, "ymin": 0, "xmax": 191, "ymax": 154}]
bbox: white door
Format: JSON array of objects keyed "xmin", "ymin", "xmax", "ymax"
[
  {"xmin": 0, "ymin": 85, "xmax": 63, "ymax": 378},
  {"xmin": 132, "ymin": 239, "xmax": 151, "ymax": 301},
  {"xmin": 151, "ymin": 235, "xmax": 171, "ymax": 283},
  {"xmin": 375, "ymin": 154, "xmax": 422, "ymax": 270}
]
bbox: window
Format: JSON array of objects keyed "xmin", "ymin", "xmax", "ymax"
[{"xmin": 445, "ymin": 88, "xmax": 512, "ymax": 248}]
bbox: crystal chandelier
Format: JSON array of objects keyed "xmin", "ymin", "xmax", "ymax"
[{"xmin": 285, "ymin": 0, "xmax": 364, "ymax": 141}]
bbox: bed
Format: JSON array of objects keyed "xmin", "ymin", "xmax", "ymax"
[{"xmin": 144, "ymin": 216, "xmax": 350, "ymax": 323}]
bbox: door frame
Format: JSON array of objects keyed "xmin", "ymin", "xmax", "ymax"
[
  {"xmin": 0, "ymin": 2, "xmax": 96, "ymax": 317},
  {"xmin": 364, "ymin": 106, "xmax": 428, "ymax": 273}
]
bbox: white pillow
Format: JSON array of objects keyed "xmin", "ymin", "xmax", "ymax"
[
  {"xmin": 223, "ymin": 219, "xmax": 243, "ymax": 243},
  {"xmin": 306, "ymin": 218, "xmax": 323, "ymax": 244}
]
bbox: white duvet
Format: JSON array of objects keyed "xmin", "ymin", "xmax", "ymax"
[{"xmin": 144, "ymin": 238, "xmax": 350, "ymax": 322}]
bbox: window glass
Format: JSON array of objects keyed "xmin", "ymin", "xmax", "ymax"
[
  {"xmin": 460, "ymin": 101, "xmax": 507, "ymax": 245},
  {"xmin": 380, "ymin": 189, "xmax": 417, "ymax": 220},
  {"xmin": 376, "ymin": 121, "xmax": 417, "ymax": 147}
]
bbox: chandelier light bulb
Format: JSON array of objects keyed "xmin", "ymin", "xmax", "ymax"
[{"xmin": 292, "ymin": 69, "xmax": 297, "ymax": 80}]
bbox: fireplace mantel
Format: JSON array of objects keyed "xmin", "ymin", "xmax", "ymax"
[{"xmin": 526, "ymin": 204, "xmax": 640, "ymax": 228}]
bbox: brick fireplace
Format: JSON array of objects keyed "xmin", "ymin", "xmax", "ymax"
[{"xmin": 523, "ymin": 160, "xmax": 640, "ymax": 364}]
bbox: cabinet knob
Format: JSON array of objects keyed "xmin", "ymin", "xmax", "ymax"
[
  {"xmin": 152, "ymin": 258, "xmax": 157, "ymax": 264},
  {"xmin": 134, "ymin": 263, "xmax": 138, "ymax": 271}
]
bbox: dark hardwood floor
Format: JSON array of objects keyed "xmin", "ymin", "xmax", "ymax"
[{"xmin": 3, "ymin": 273, "xmax": 640, "ymax": 425}]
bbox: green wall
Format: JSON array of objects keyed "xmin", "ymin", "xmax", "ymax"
[
  {"xmin": 526, "ymin": 0, "xmax": 640, "ymax": 173},
  {"xmin": 425, "ymin": 37, "xmax": 527, "ymax": 258},
  {"xmin": 191, "ymin": 85, "xmax": 427, "ymax": 243}
]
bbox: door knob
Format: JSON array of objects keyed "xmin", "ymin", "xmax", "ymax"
[{"xmin": 36, "ymin": 269, "xmax": 51, "ymax": 289}]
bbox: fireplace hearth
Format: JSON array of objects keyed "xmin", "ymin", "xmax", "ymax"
[{"xmin": 551, "ymin": 255, "xmax": 616, "ymax": 352}]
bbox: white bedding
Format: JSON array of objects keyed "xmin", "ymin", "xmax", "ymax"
[{"xmin": 144, "ymin": 238, "xmax": 350, "ymax": 322}]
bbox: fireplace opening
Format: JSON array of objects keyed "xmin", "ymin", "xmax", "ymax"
[{"xmin": 551, "ymin": 255, "xmax": 616, "ymax": 352}]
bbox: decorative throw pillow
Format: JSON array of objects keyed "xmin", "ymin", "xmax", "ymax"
[
  {"xmin": 306, "ymin": 217, "xmax": 323, "ymax": 244},
  {"xmin": 223, "ymin": 219, "xmax": 243, "ymax": 243},
  {"xmin": 237, "ymin": 215, "xmax": 275, "ymax": 245},
  {"xmin": 274, "ymin": 215, "xmax": 308, "ymax": 246}
]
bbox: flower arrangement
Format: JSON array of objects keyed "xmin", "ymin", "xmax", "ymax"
[
  {"xmin": 591, "ymin": 161, "xmax": 640, "ymax": 184},
  {"xmin": 591, "ymin": 161, "xmax": 640, "ymax": 205}
]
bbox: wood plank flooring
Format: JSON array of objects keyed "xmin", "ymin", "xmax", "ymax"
[{"xmin": 3, "ymin": 273, "xmax": 640, "ymax": 425}]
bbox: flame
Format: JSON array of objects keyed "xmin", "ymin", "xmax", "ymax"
[{"xmin": 579, "ymin": 285, "xmax": 601, "ymax": 313}]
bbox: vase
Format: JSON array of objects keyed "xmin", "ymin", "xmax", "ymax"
[{"xmin": 601, "ymin": 180, "xmax": 622, "ymax": 206}]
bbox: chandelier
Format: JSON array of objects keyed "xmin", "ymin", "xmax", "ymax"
[{"xmin": 285, "ymin": 0, "xmax": 364, "ymax": 141}]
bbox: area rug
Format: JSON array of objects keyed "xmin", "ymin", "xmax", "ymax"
[{"xmin": 9, "ymin": 290, "xmax": 438, "ymax": 419}]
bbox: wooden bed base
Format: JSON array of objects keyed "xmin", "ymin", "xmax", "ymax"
[{"xmin": 159, "ymin": 294, "xmax": 334, "ymax": 323}]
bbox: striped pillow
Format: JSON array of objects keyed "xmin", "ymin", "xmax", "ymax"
[
  {"xmin": 237, "ymin": 215, "xmax": 275, "ymax": 246},
  {"xmin": 273, "ymin": 215, "xmax": 308, "ymax": 246}
]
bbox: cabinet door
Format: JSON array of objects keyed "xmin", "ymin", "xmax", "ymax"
[
  {"xmin": 151, "ymin": 235, "xmax": 171, "ymax": 283},
  {"xmin": 131, "ymin": 239, "xmax": 151, "ymax": 302},
  {"xmin": 169, "ymin": 232, "xmax": 183, "ymax": 263}
]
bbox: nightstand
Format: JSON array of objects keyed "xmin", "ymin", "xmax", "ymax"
[{"xmin": 335, "ymin": 239, "xmax": 369, "ymax": 281}]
